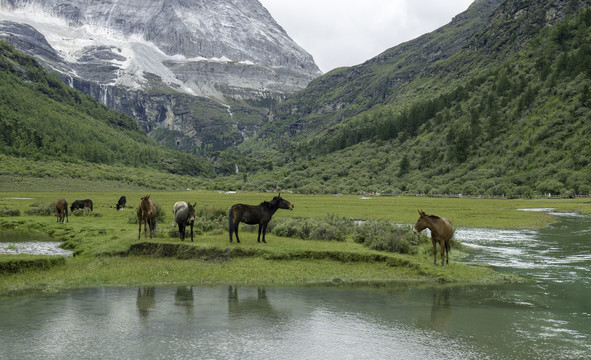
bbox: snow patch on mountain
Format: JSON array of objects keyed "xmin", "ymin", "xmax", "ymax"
[{"xmin": 0, "ymin": 0, "xmax": 320, "ymax": 100}]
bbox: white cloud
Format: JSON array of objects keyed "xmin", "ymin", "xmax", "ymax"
[{"xmin": 259, "ymin": 0, "xmax": 474, "ymax": 72}]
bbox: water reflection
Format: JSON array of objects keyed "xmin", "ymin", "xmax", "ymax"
[
  {"xmin": 136, "ymin": 287, "xmax": 156, "ymax": 318},
  {"xmin": 175, "ymin": 286, "xmax": 194, "ymax": 315},
  {"xmin": 227, "ymin": 286, "xmax": 279, "ymax": 320},
  {"xmin": 430, "ymin": 287, "xmax": 452, "ymax": 332}
]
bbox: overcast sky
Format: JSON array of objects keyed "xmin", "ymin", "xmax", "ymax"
[{"xmin": 259, "ymin": 0, "xmax": 475, "ymax": 73}]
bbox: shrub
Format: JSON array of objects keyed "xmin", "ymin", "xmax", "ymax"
[
  {"xmin": 25, "ymin": 202, "xmax": 54, "ymax": 216},
  {"xmin": 353, "ymin": 220, "xmax": 429, "ymax": 254},
  {"xmin": 272, "ymin": 215, "xmax": 352, "ymax": 241},
  {"xmin": 196, "ymin": 206, "xmax": 227, "ymax": 221},
  {"xmin": 0, "ymin": 208, "xmax": 20, "ymax": 217}
]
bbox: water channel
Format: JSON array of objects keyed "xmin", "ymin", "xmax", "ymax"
[{"xmin": 0, "ymin": 213, "xmax": 589, "ymax": 359}]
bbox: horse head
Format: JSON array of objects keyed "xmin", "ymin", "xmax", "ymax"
[
  {"xmin": 187, "ymin": 202, "xmax": 196, "ymax": 224},
  {"xmin": 274, "ymin": 194, "xmax": 294, "ymax": 210},
  {"xmin": 140, "ymin": 195, "xmax": 154, "ymax": 215},
  {"xmin": 413, "ymin": 209, "xmax": 428, "ymax": 233}
]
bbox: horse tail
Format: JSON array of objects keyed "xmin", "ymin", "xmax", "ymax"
[{"xmin": 228, "ymin": 207, "xmax": 235, "ymax": 241}]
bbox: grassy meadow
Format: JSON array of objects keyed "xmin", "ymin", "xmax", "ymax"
[{"xmin": 1, "ymin": 190, "xmax": 590, "ymax": 294}]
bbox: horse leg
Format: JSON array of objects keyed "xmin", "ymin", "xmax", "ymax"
[
  {"xmin": 257, "ymin": 224, "xmax": 262, "ymax": 243},
  {"xmin": 261, "ymin": 223, "xmax": 267, "ymax": 243},
  {"xmin": 190, "ymin": 223, "xmax": 194, "ymax": 242},
  {"xmin": 445, "ymin": 239, "xmax": 450, "ymax": 265},
  {"xmin": 150, "ymin": 218, "xmax": 156, "ymax": 238},
  {"xmin": 138, "ymin": 216, "xmax": 142, "ymax": 240},
  {"xmin": 234, "ymin": 223, "xmax": 241, "ymax": 243},
  {"xmin": 440, "ymin": 239, "xmax": 445, "ymax": 268},
  {"xmin": 228, "ymin": 221, "xmax": 233, "ymax": 243},
  {"xmin": 432, "ymin": 238, "xmax": 437, "ymax": 266},
  {"xmin": 179, "ymin": 223, "xmax": 185, "ymax": 241}
]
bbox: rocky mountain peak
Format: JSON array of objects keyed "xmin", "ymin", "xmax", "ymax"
[{"xmin": 0, "ymin": 0, "xmax": 321, "ymax": 100}]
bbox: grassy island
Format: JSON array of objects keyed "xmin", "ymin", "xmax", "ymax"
[{"xmin": 1, "ymin": 191, "xmax": 589, "ymax": 294}]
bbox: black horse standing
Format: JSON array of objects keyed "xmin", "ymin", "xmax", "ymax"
[{"xmin": 228, "ymin": 194, "xmax": 294, "ymax": 243}]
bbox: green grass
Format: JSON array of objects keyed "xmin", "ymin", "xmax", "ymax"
[{"xmin": 1, "ymin": 190, "xmax": 587, "ymax": 294}]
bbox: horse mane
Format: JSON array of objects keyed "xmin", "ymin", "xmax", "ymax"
[{"xmin": 262, "ymin": 200, "xmax": 276, "ymax": 208}]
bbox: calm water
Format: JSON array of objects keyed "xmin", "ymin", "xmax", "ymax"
[{"xmin": 0, "ymin": 214, "xmax": 590, "ymax": 359}]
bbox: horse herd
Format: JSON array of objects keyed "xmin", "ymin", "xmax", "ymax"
[{"xmin": 54, "ymin": 193, "xmax": 455, "ymax": 267}]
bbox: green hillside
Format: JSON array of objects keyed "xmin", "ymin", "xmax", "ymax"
[
  {"xmin": 0, "ymin": 41, "xmax": 213, "ymax": 184},
  {"xmin": 2, "ymin": 0, "xmax": 590, "ymax": 196},
  {"xmin": 223, "ymin": 1, "xmax": 591, "ymax": 196}
]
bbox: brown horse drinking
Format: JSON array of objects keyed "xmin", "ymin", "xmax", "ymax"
[
  {"xmin": 55, "ymin": 198, "xmax": 68, "ymax": 223},
  {"xmin": 414, "ymin": 210, "xmax": 454, "ymax": 267},
  {"xmin": 137, "ymin": 195, "xmax": 157, "ymax": 239},
  {"xmin": 228, "ymin": 194, "xmax": 294, "ymax": 243}
]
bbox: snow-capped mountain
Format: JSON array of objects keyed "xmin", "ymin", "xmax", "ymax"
[
  {"xmin": 0, "ymin": 0, "xmax": 321, "ymax": 153},
  {"xmin": 0, "ymin": 0, "xmax": 320, "ymax": 100}
]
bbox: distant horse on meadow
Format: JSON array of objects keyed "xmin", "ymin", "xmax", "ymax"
[
  {"xmin": 228, "ymin": 193, "xmax": 294, "ymax": 244},
  {"xmin": 413, "ymin": 210, "xmax": 454, "ymax": 267},
  {"xmin": 116, "ymin": 196, "xmax": 127, "ymax": 210},
  {"xmin": 173, "ymin": 201, "xmax": 196, "ymax": 242},
  {"xmin": 55, "ymin": 198, "xmax": 68, "ymax": 223},
  {"xmin": 71, "ymin": 199, "xmax": 93, "ymax": 212},
  {"xmin": 137, "ymin": 195, "xmax": 157, "ymax": 239}
]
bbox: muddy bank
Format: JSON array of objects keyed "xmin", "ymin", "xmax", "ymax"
[{"xmin": 126, "ymin": 242, "xmax": 417, "ymax": 268}]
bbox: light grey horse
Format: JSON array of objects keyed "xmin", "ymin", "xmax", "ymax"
[{"xmin": 173, "ymin": 201, "xmax": 196, "ymax": 242}]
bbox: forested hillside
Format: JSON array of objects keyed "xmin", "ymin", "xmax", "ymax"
[
  {"xmin": 2, "ymin": 0, "xmax": 590, "ymax": 196},
  {"xmin": 0, "ymin": 41, "xmax": 212, "ymax": 178},
  {"xmin": 220, "ymin": 3, "xmax": 591, "ymax": 197}
]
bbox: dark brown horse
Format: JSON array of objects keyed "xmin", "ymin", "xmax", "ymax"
[
  {"xmin": 228, "ymin": 194, "xmax": 294, "ymax": 243},
  {"xmin": 55, "ymin": 198, "xmax": 68, "ymax": 223},
  {"xmin": 413, "ymin": 210, "xmax": 454, "ymax": 267},
  {"xmin": 137, "ymin": 195, "xmax": 157, "ymax": 239},
  {"xmin": 71, "ymin": 199, "xmax": 93, "ymax": 212}
]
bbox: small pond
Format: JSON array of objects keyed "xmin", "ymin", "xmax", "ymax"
[{"xmin": 0, "ymin": 230, "xmax": 72, "ymax": 256}]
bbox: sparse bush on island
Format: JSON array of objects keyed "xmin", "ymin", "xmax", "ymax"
[
  {"xmin": 272, "ymin": 215, "xmax": 352, "ymax": 242},
  {"xmin": 353, "ymin": 220, "xmax": 430, "ymax": 254}
]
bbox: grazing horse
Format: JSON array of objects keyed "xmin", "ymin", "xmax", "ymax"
[
  {"xmin": 71, "ymin": 199, "xmax": 93, "ymax": 212},
  {"xmin": 116, "ymin": 196, "xmax": 127, "ymax": 210},
  {"xmin": 137, "ymin": 195, "xmax": 157, "ymax": 239},
  {"xmin": 173, "ymin": 201, "xmax": 196, "ymax": 242},
  {"xmin": 228, "ymin": 193, "xmax": 294, "ymax": 243},
  {"xmin": 413, "ymin": 210, "xmax": 454, "ymax": 267},
  {"xmin": 55, "ymin": 198, "xmax": 68, "ymax": 223}
]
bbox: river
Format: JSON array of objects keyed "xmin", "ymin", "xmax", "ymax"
[{"xmin": 0, "ymin": 213, "xmax": 589, "ymax": 359}]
